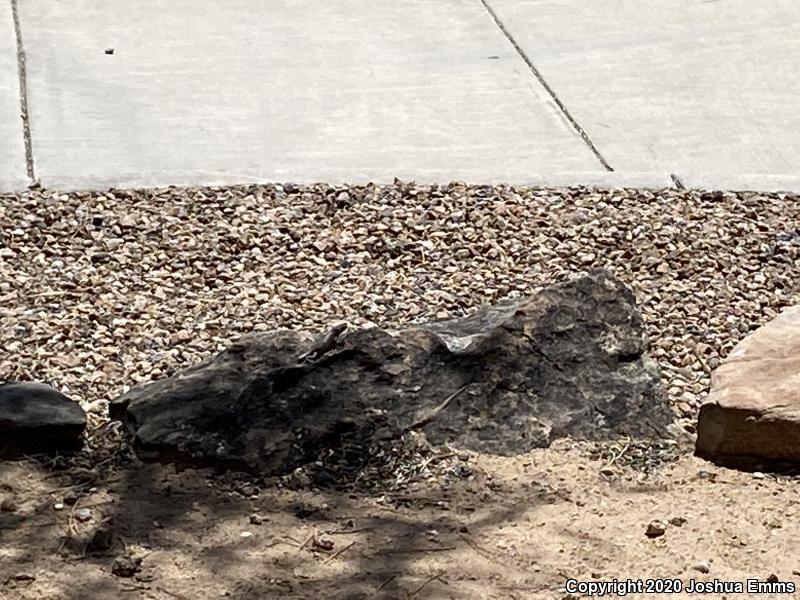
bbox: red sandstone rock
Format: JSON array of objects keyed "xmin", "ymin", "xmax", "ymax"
[{"xmin": 696, "ymin": 305, "xmax": 800, "ymax": 466}]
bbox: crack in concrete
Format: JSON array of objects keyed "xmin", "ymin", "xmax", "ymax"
[
  {"xmin": 670, "ymin": 173, "xmax": 686, "ymax": 190},
  {"xmin": 478, "ymin": 0, "xmax": 614, "ymax": 172},
  {"xmin": 10, "ymin": 0, "xmax": 35, "ymax": 182}
]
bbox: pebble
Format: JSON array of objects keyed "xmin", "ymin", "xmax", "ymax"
[
  {"xmin": 239, "ymin": 531, "xmax": 253, "ymax": 538},
  {"xmin": 669, "ymin": 516, "xmax": 687, "ymax": 527},
  {"xmin": 692, "ymin": 560, "xmax": 711, "ymax": 574},
  {"xmin": 284, "ymin": 469, "xmax": 312, "ymax": 489},
  {"xmin": 313, "ymin": 536, "xmax": 335, "ymax": 551},
  {"xmin": 249, "ymin": 513, "xmax": 264, "ymax": 525},
  {"xmin": 75, "ymin": 508, "xmax": 92, "ymax": 522},
  {"xmin": 235, "ymin": 483, "xmax": 259, "ymax": 497},
  {"xmin": 645, "ymin": 520, "xmax": 667, "ymax": 538},
  {"xmin": 118, "ymin": 214, "xmax": 137, "ymax": 228},
  {"xmin": 111, "ymin": 555, "xmax": 142, "ymax": 578}
]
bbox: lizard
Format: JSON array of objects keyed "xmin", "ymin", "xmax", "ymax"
[{"xmin": 297, "ymin": 322, "xmax": 348, "ymax": 364}]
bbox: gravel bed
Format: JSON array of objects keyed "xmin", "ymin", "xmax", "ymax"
[{"xmin": 1, "ymin": 183, "xmax": 798, "ymax": 433}]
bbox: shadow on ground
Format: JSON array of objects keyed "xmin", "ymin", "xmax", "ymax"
[{"xmin": 0, "ymin": 442, "xmax": 561, "ymax": 600}]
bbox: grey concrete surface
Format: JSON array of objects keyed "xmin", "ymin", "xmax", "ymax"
[
  {"xmin": 0, "ymin": 3, "xmax": 28, "ymax": 192},
  {"xmin": 18, "ymin": 0, "xmax": 600, "ymax": 191},
  {"xmin": 488, "ymin": 0, "xmax": 800, "ymax": 187},
  {"xmin": 3, "ymin": 1, "xmax": 799, "ymax": 192}
]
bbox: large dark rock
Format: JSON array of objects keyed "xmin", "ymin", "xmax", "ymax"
[
  {"xmin": 0, "ymin": 382, "xmax": 87, "ymax": 456},
  {"xmin": 110, "ymin": 269, "xmax": 671, "ymax": 475}
]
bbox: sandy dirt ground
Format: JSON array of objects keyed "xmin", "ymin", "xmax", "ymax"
[
  {"xmin": 2, "ymin": 183, "xmax": 798, "ymax": 599},
  {"xmin": 1, "ymin": 437, "xmax": 798, "ymax": 600}
]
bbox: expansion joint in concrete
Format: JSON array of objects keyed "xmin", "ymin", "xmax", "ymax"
[
  {"xmin": 479, "ymin": 0, "xmax": 614, "ymax": 172},
  {"xmin": 670, "ymin": 173, "xmax": 686, "ymax": 190},
  {"xmin": 10, "ymin": 0, "xmax": 36, "ymax": 182}
]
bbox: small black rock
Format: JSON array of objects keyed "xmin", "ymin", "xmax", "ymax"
[{"xmin": 0, "ymin": 382, "xmax": 86, "ymax": 457}]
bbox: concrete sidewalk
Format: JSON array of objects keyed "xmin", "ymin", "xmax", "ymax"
[
  {"xmin": 2, "ymin": 0, "xmax": 799, "ymax": 192},
  {"xmin": 1, "ymin": 2, "xmax": 28, "ymax": 192}
]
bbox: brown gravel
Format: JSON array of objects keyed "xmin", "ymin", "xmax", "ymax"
[
  {"xmin": 2, "ymin": 184, "xmax": 800, "ymax": 599},
  {"xmin": 1, "ymin": 183, "xmax": 798, "ymax": 434}
]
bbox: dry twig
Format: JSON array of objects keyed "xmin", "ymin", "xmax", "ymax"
[
  {"xmin": 322, "ymin": 541, "xmax": 357, "ymax": 564},
  {"xmin": 403, "ymin": 384, "xmax": 470, "ymax": 434},
  {"xmin": 374, "ymin": 575, "xmax": 396, "ymax": 594},
  {"xmin": 603, "ymin": 438, "xmax": 631, "ymax": 468},
  {"xmin": 155, "ymin": 586, "xmax": 192, "ymax": 600},
  {"xmin": 407, "ymin": 570, "xmax": 446, "ymax": 598}
]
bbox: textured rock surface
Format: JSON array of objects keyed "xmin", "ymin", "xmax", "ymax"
[
  {"xmin": 0, "ymin": 382, "xmax": 87, "ymax": 456},
  {"xmin": 110, "ymin": 269, "xmax": 671, "ymax": 475},
  {"xmin": 696, "ymin": 305, "xmax": 800, "ymax": 466}
]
